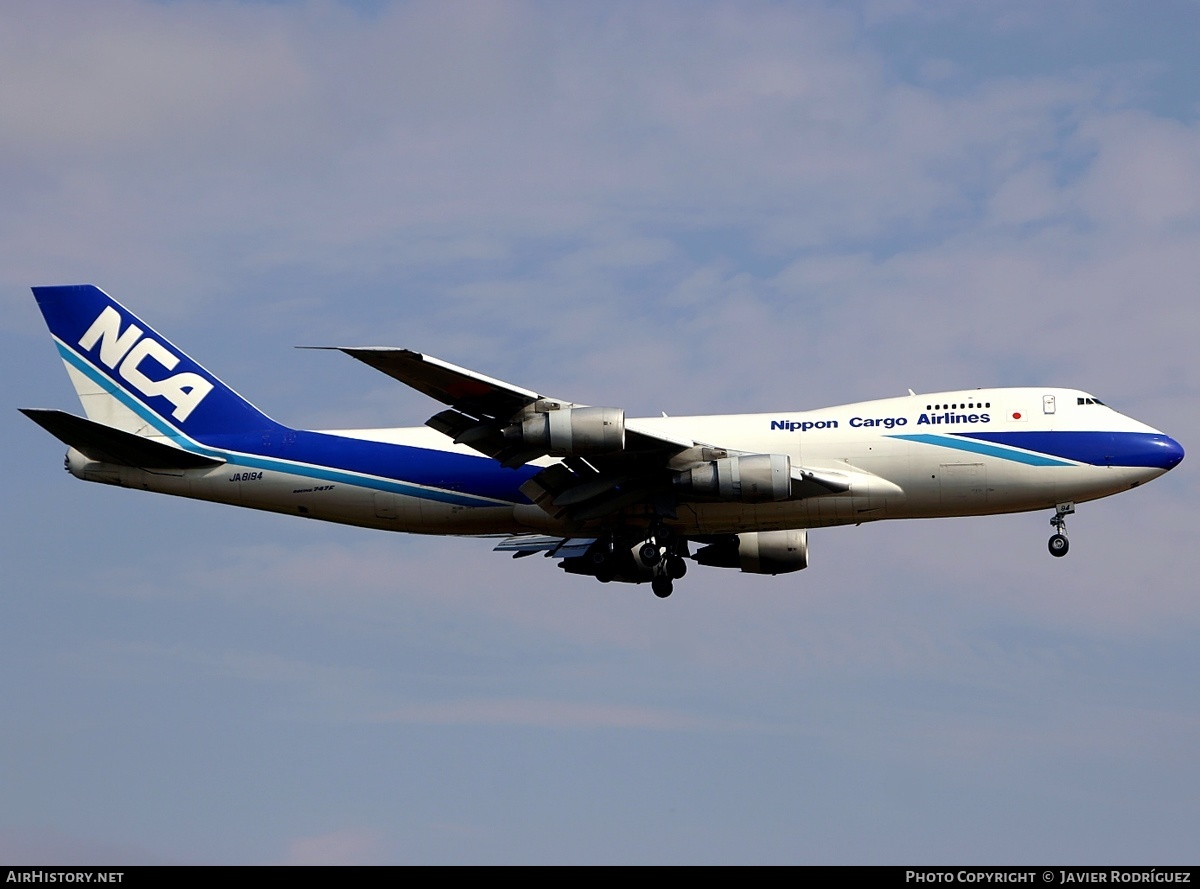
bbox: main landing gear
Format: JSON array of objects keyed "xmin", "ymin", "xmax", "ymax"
[
  {"xmin": 1048, "ymin": 501, "xmax": 1074, "ymax": 557},
  {"xmin": 571, "ymin": 524, "xmax": 689, "ymax": 597},
  {"xmin": 650, "ymin": 557, "xmax": 688, "ymax": 598},
  {"xmin": 644, "ymin": 522, "xmax": 687, "ymax": 598}
]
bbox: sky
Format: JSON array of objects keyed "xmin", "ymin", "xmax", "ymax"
[{"xmin": 2, "ymin": 0, "xmax": 1198, "ymax": 865}]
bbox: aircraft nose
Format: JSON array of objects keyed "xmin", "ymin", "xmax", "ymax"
[
  {"xmin": 1131, "ymin": 433, "xmax": 1184, "ymax": 471},
  {"xmin": 1106, "ymin": 432, "xmax": 1184, "ymax": 470},
  {"xmin": 1155, "ymin": 435, "xmax": 1185, "ymax": 471}
]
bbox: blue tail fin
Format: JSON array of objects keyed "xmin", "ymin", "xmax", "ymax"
[{"xmin": 33, "ymin": 284, "xmax": 284, "ymax": 440}]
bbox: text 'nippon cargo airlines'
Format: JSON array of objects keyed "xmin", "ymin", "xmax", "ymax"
[{"xmin": 22, "ymin": 285, "xmax": 1185, "ymax": 598}]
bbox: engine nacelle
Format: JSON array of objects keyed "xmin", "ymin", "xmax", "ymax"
[
  {"xmin": 517, "ymin": 406, "xmax": 625, "ymax": 456},
  {"xmin": 674, "ymin": 453, "xmax": 791, "ymax": 503},
  {"xmin": 692, "ymin": 529, "xmax": 809, "ymax": 575}
]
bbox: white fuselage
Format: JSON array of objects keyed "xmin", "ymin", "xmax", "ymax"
[{"xmin": 66, "ymin": 387, "xmax": 1176, "ymax": 538}]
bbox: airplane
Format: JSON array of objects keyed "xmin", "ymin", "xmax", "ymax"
[{"xmin": 21, "ymin": 284, "xmax": 1185, "ymax": 598}]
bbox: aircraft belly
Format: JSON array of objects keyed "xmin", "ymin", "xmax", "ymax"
[
  {"xmin": 891, "ymin": 457, "xmax": 1045, "ymax": 517},
  {"xmin": 797, "ymin": 436, "xmax": 912, "ymax": 525},
  {"xmin": 415, "ymin": 498, "xmax": 523, "ymax": 533},
  {"xmin": 890, "ymin": 460, "xmax": 1155, "ymax": 519},
  {"xmin": 1054, "ymin": 464, "xmax": 1160, "ymax": 503},
  {"xmin": 669, "ymin": 500, "xmax": 857, "ymax": 534},
  {"xmin": 120, "ymin": 464, "xmax": 189, "ymax": 496}
]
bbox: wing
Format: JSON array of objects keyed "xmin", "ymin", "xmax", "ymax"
[
  {"xmin": 331, "ymin": 347, "xmax": 541, "ymax": 423},
  {"xmin": 323, "ymin": 346, "xmax": 685, "ymax": 465},
  {"xmin": 326, "ymin": 347, "xmax": 849, "ymax": 523}
]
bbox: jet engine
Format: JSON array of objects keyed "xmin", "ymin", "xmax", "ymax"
[
  {"xmin": 511, "ymin": 406, "xmax": 625, "ymax": 456},
  {"xmin": 673, "ymin": 454, "xmax": 792, "ymax": 503},
  {"xmin": 692, "ymin": 529, "xmax": 809, "ymax": 575}
]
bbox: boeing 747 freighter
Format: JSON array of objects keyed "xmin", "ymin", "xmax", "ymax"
[{"xmin": 22, "ymin": 285, "xmax": 1184, "ymax": 597}]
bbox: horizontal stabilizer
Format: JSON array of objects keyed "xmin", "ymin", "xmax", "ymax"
[{"xmin": 20, "ymin": 409, "xmax": 224, "ymax": 469}]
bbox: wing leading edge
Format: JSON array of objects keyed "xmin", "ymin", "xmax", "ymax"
[
  {"xmin": 324, "ymin": 345, "xmax": 849, "ymax": 523},
  {"xmin": 331, "ymin": 347, "xmax": 541, "ymax": 421}
]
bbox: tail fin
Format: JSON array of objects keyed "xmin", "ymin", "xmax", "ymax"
[{"xmin": 32, "ymin": 284, "xmax": 284, "ymax": 441}]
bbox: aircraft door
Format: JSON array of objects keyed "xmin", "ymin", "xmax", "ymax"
[
  {"xmin": 940, "ymin": 462, "xmax": 987, "ymax": 506},
  {"xmin": 374, "ymin": 491, "xmax": 399, "ymax": 520}
]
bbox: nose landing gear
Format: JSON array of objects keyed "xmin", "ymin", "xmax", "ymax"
[{"xmin": 1048, "ymin": 501, "xmax": 1074, "ymax": 557}]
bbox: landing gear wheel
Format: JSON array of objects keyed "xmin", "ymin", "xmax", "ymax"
[
  {"xmin": 1048, "ymin": 501, "xmax": 1074, "ymax": 558},
  {"xmin": 590, "ymin": 543, "xmax": 616, "ymax": 582},
  {"xmin": 651, "ymin": 576, "xmax": 673, "ymax": 598},
  {"xmin": 639, "ymin": 542, "xmax": 662, "ymax": 566},
  {"xmin": 665, "ymin": 556, "xmax": 688, "ymax": 580}
]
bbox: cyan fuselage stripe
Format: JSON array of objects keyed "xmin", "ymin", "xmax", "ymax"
[
  {"xmin": 889, "ymin": 433, "xmax": 1075, "ymax": 466},
  {"xmin": 56, "ymin": 338, "xmax": 1171, "ymax": 507},
  {"xmin": 889, "ymin": 430, "xmax": 1180, "ymax": 469},
  {"xmin": 57, "ymin": 341, "xmax": 189, "ymax": 441},
  {"xmin": 952, "ymin": 430, "xmax": 1181, "ymax": 468},
  {"xmin": 36, "ymin": 285, "xmax": 289, "ymax": 437},
  {"xmin": 55, "ymin": 339, "xmax": 533, "ymax": 507}
]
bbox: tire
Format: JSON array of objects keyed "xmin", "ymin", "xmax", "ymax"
[
  {"xmin": 651, "ymin": 577, "xmax": 673, "ymax": 598},
  {"xmin": 639, "ymin": 542, "xmax": 662, "ymax": 566},
  {"xmin": 666, "ymin": 556, "xmax": 688, "ymax": 580},
  {"xmin": 1048, "ymin": 534, "xmax": 1069, "ymax": 557}
]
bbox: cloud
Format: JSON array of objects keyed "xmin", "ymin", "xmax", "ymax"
[
  {"xmin": 4, "ymin": 0, "xmax": 1199, "ymax": 865},
  {"xmin": 281, "ymin": 827, "xmax": 385, "ymax": 866},
  {"xmin": 0, "ymin": 826, "xmax": 171, "ymax": 866}
]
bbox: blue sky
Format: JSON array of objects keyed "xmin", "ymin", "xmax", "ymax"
[{"xmin": 2, "ymin": 0, "xmax": 1197, "ymax": 864}]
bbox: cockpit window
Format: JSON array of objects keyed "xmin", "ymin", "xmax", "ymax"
[{"xmin": 1076, "ymin": 397, "xmax": 1105, "ymax": 406}]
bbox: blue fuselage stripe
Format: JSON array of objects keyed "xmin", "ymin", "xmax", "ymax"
[
  {"xmin": 56, "ymin": 337, "xmax": 1181, "ymax": 504},
  {"xmin": 951, "ymin": 431, "xmax": 1181, "ymax": 468},
  {"xmin": 56, "ymin": 341, "xmax": 533, "ymax": 507},
  {"xmin": 890, "ymin": 430, "xmax": 1179, "ymax": 469},
  {"xmin": 889, "ymin": 433, "xmax": 1074, "ymax": 466}
]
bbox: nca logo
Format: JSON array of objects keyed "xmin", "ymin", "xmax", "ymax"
[{"xmin": 78, "ymin": 306, "xmax": 213, "ymax": 422}]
